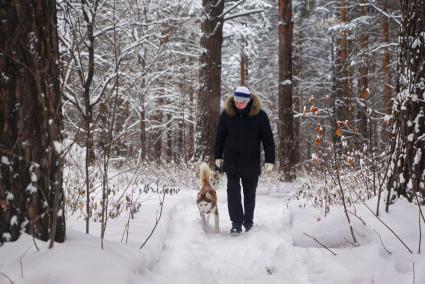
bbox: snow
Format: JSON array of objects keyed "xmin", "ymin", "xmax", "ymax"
[
  {"xmin": 53, "ymin": 141, "xmax": 63, "ymax": 154},
  {"xmin": 399, "ymin": 173, "xmax": 405, "ymax": 184},
  {"xmin": 1, "ymin": 180, "xmax": 424, "ymax": 284},
  {"xmin": 10, "ymin": 216, "xmax": 18, "ymax": 226},
  {"xmin": 6, "ymin": 192, "xmax": 13, "ymax": 201},
  {"xmin": 412, "ymin": 38, "xmax": 422, "ymax": 49},
  {"xmin": 414, "ymin": 148, "xmax": 422, "ymax": 166},
  {"xmin": 281, "ymin": 79, "xmax": 292, "ymax": 86},
  {"xmin": 1, "ymin": 156, "xmax": 9, "ymax": 166},
  {"xmin": 414, "ymin": 112, "xmax": 424, "ymax": 133},
  {"xmin": 25, "ymin": 183, "xmax": 37, "ymax": 193}
]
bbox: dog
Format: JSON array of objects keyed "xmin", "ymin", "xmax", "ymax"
[{"xmin": 197, "ymin": 162, "xmax": 219, "ymax": 233}]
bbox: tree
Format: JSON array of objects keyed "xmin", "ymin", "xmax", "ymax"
[
  {"xmin": 195, "ymin": 0, "xmax": 267, "ymax": 165},
  {"xmin": 357, "ymin": 0, "xmax": 369, "ymax": 139},
  {"xmin": 195, "ymin": 0, "xmax": 225, "ymax": 164},
  {"xmin": 386, "ymin": 0, "xmax": 425, "ymax": 205},
  {"xmin": 335, "ymin": 0, "xmax": 352, "ymax": 122},
  {"xmin": 382, "ymin": 1, "xmax": 393, "ymax": 143},
  {"xmin": 0, "ymin": 0, "xmax": 65, "ymax": 246},
  {"xmin": 278, "ymin": 0, "xmax": 296, "ymax": 181}
]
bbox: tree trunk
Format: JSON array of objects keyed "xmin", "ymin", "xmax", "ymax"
[
  {"xmin": 195, "ymin": 0, "xmax": 225, "ymax": 165},
  {"xmin": 386, "ymin": 0, "xmax": 425, "ymax": 206},
  {"xmin": 177, "ymin": 82, "xmax": 185, "ymax": 163},
  {"xmin": 139, "ymin": 50, "xmax": 147, "ymax": 162},
  {"xmin": 166, "ymin": 111, "xmax": 172, "ymax": 163},
  {"xmin": 187, "ymin": 86, "xmax": 195, "ymax": 161},
  {"xmin": 382, "ymin": 2, "xmax": 392, "ymax": 116},
  {"xmin": 0, "ymin": 0, "xmax": 65, "ymax": 244},
  {"xmin": 278, "ymin": 0, "xmax": 296, "ymax": 181},
  {"xmin": 358, "ymin": 0, "xmax": 368, "ymax": 139},
  {"xmin": 83, "ymin": 0, "xmax": 97, "ymax": 234},
  {"xmin": 240, "ymin": 36, "xmax": 249, "ymax": 86},
  {"xmin": 152, "ymin": 97, "xmax": 163, "ymax": 163},
  {"xmin": 335, "ymin": 0, "xmax": 351, "ymax": 121},
  {"xmin": 382, "ymin": 3, "xmax": 393, "ymax": 143}
]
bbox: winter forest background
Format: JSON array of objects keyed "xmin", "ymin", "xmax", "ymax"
[{"xmin": 0, "ymin": 0, "xmax": 424, "ymax": 283}]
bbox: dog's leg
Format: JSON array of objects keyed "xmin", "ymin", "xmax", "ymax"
[
  {"xmin": 206, "ymin": 212, "xmax": 211, "ymax": 226},
  {"xmin": 214, "ymin": 208, "xmax": 220, "ymax": 233},
  {"xmin": 200, "ymin": 212, "xmax": 207, "ymax": 232},
  {"xmin": 200, "ymin": 212, "xmax": 207, "ymax": 225}
]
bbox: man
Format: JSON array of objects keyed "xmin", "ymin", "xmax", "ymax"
[{"xmin": 214, "ymin": 86, "xmax": 275, "ymax": 235}]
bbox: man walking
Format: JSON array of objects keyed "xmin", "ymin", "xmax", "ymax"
[{"xmin": 214, "ymin": 86, "xmax": 275, "ymax": 235}]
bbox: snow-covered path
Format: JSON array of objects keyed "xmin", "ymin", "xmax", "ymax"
[
  {"xmin": 2, "ymin": 181, "xmax": 423, "ymax": 284},
  {"xmin": 140, "ymin": 188, "xmax": 311, "ymax": 284}
]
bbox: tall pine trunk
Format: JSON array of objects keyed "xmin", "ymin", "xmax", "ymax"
[
  {"xmin": 240, "ymin": 36, "xmax": 249, "ymax": 86},
  {"xmin": 386, "ymin": 0, "xmax": 425, "ymax": 207},
  {"xmin": 278, "ymin": 0, "xmax": 296, "ymax": 181},
  {"xmin": 358, "ymin": 0, "xmax": 368, "ymax": 139},
  {"xmin": 382, "ymin": 3, "xmax": 393, "ymax": 143},
  {"xmin": 0, "ymin": 0, "xmax": 65, "ymax": 244},
  {"xmin": 195, "ymin": 0, "xmax": 225, "ymax": 165},
  {"xmin": 335, "ymin": 0, "xmax": 351, "ymax": 121}
]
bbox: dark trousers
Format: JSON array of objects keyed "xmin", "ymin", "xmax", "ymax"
[{"xmin": 226, "ymin": 173, "xmax": 259, "ymax": 228}]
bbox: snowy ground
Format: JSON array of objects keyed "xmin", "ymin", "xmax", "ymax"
[{"xmin": 1, "ymin": 180, "xmax": 424, "ymax": 284}]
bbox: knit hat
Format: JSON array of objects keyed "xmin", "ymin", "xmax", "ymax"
[{"xmin": 234, "ymin": 86, "xmax": 251, "ymax": 104}]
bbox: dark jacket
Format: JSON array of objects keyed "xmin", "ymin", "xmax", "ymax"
[{"xmin": 214, "ymin": 94, "xmax": 275, "ymax": 177}]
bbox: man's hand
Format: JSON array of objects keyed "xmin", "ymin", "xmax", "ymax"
[
  {"xmin": 264, "ymin": 163, "xmax": 273, "ymax": 172},
  {"xmin": 215, "ymin": 159, "xmax": 223, "ymax": 168}
]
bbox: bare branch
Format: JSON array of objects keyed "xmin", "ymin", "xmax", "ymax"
[
  {"xmin": 303, "ymin": 232, "xmax": 337, "ymax": 256},
  {"xmin": 351, "ymin": 189, "xmax": 413, "ymax": 254},
  {"xmin": 373, "ymin": 229, "xmax": 392, "ymax": 255},
  {"xmin": 344, "ymin": 237, "xmax": 359, "ymax": 247},
  {"xmin": 0, "ymin": 272, "xmax": 13, "ymax": 284},
  {"xmin": 140, "ymin": 189, "xmax": 166, "ymax": 250},
  {"xmin": 347, "ymin": 210, "xmax": 366, "ymax": 226}
]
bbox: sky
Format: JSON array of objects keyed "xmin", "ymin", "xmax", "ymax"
[{"xmin": 0, "ymin": 179, "xmax": 424, "ymax": 284}]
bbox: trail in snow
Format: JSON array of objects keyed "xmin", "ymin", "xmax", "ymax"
[{"xmin": 139, "ymin": 187, "xmax": 311, "ymax": 284}]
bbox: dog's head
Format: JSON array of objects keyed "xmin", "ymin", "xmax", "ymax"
[{"xmin": 197, "ymin": 186, "xmax": 216, "ymax": 213}]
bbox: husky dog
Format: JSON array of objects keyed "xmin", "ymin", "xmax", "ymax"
[{"xmin": 197, "ymin": 162, "xmax": 219, "ymax": 233}]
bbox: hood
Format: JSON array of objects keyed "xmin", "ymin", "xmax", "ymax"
[{"xmin": 224, "ymin": 93, "xmax": 262, "ymax": 117}]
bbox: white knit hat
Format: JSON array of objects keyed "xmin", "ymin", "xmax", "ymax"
[{"xmin": 234, "ymin": 86, "xmax": 251, "ymax": 104}]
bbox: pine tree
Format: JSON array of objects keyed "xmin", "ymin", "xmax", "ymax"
[
  {"xmin": 0, "ymin": 0, "xmax": 65, "ymax": 245},
  {"xmin": 278, "ymin": 0, "xmax": 296, "ymax": 181},
  {"xmin": 195, "ymin": 0, "xmax": 225, "ymax": 164},
  {"xmin": 386, "ymin": 0, "xmax": 425, "ymax": 206}
]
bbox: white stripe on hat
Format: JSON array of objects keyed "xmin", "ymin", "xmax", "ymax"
[{"xmin": 235, "ymin": 86, "xmax": 250, "ymax": 95}]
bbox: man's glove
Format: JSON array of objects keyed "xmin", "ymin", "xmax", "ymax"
[
  {"xmin": 264, "ymin": 163, "xmax": 273, "ymax": 172},
  {"xmin": 215, "ymin": 159, "xmax": 223, "ymax": 168}
]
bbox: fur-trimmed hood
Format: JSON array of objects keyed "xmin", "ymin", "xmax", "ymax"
[{"xmin": 224, "ymin": 94, "xmax": 262, "ymax": 117}]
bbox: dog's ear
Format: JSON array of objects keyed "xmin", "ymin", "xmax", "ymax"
[
  {"xmin": 197, "ymin": 193, "xmax": 202, "ymax": 200},
  {"xmin": 206, "ymin": 192, "xmax": 211, "ymax": 200}
]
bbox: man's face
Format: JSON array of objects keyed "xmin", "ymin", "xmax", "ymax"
[{"xmin": 235, "ymin": 100, "xmax": 248, "ymax": 110}]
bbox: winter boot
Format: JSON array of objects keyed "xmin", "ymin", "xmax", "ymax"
[
  {"xmin": 244, "ymin": 223, "xmax": 253, "ymax": 232},
  {"xmin": 230, "ymin": 224, "xmax": 242, "ymax": 235}
]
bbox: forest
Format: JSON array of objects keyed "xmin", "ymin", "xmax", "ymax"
[{"xmin": 0, "ymin": 0, "xmax": 424, "ymax": 283}]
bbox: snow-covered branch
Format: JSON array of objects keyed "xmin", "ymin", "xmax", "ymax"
[
  {"xmin": 224, "ymin": 8, "xmax": 264, "ymax": 22},
  {"xmin": 359, "ymin": 2, "xmax": 401, "ymax": 25},
  {"xmin": 219, "ymin": 0, "xmax": 245, "ymax": 19}
]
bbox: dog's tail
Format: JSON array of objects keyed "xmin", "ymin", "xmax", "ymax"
[{"xmin": 199, "ymin": 162, "xmax": 211, "ymax": 188}]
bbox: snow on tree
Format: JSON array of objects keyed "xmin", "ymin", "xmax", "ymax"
[
  {"xmin": 386, "ymin": 0, "xmax": 425, "ymax": 204},
  {"xmin": 0, "ymin": 0, "xmax": 65, "ymax": 246}
]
